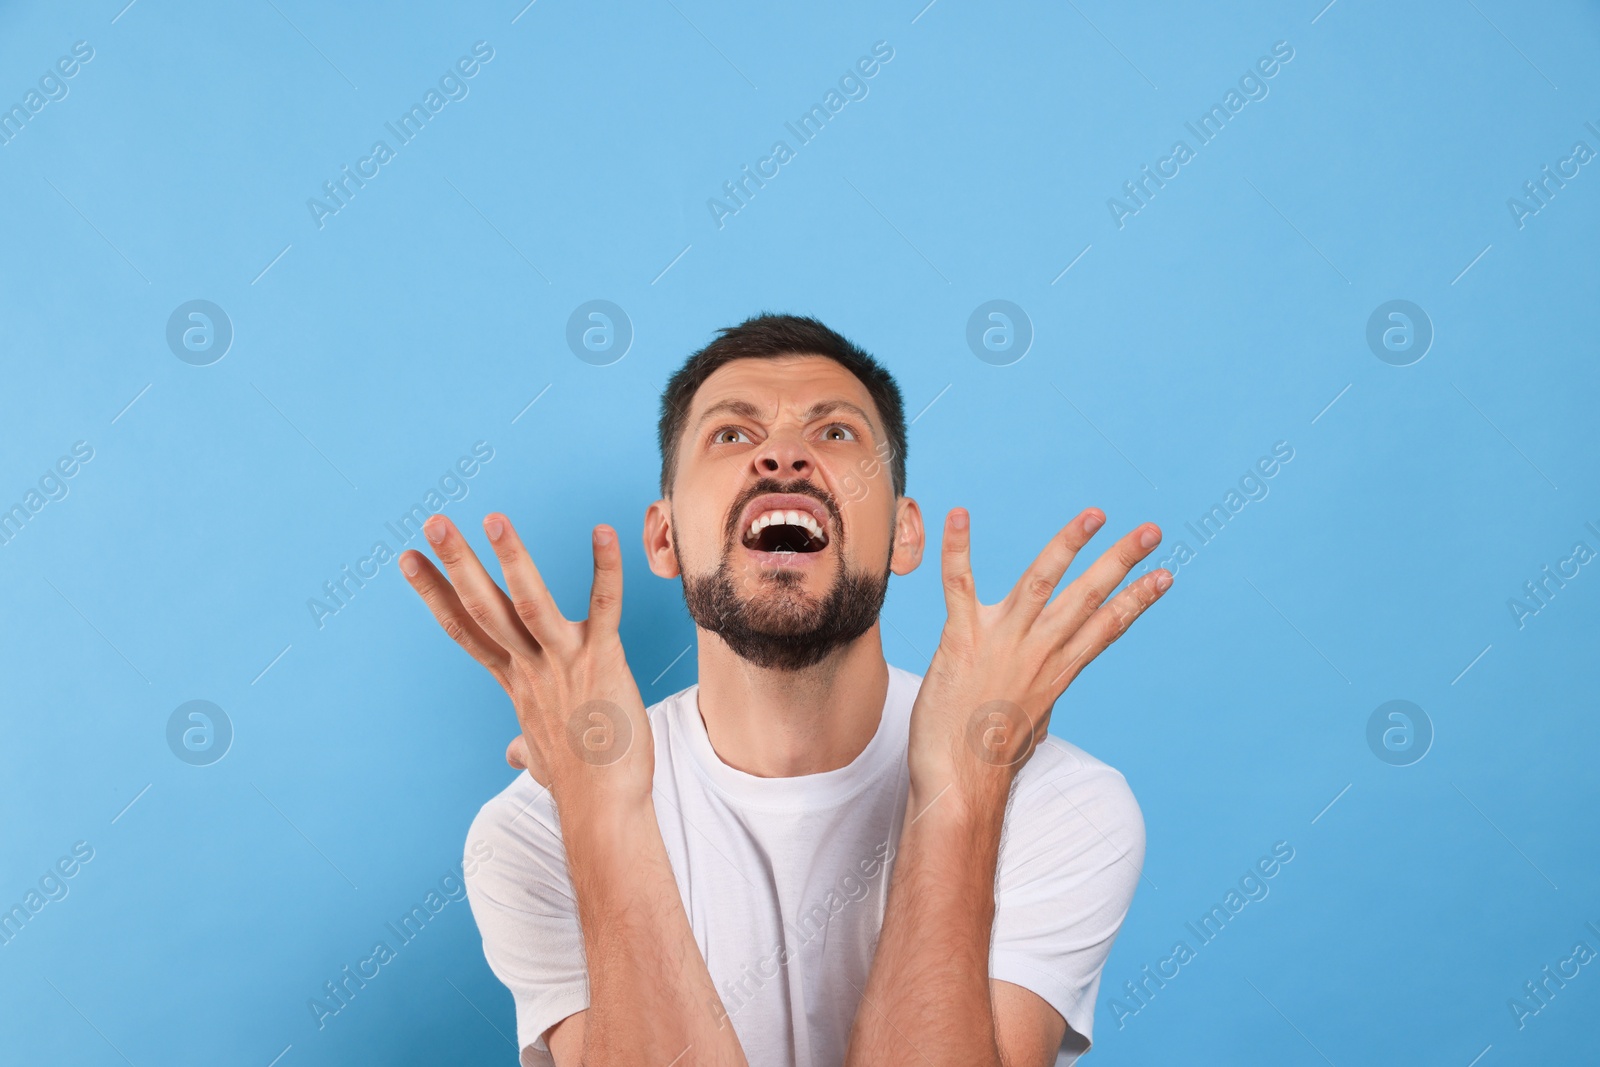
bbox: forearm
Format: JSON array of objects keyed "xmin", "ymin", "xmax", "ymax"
[
  {"xmin": 560, "ymin": 793, "xmax": 747, "ymax": 1066},
  {"xmin": 845, "ymin": 781, "xmax": 1011, "ymax": 1067}
]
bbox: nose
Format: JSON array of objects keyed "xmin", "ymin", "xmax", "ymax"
[{"xmin": 751, "ymin": 429, "xmax": 813, "ymax": 480}]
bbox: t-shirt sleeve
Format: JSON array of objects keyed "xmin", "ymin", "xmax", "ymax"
[
  {"xmin": 990, "ymin": 741, "xmax": 1146, "ymax": 1060},
  {"xmin": 464, "ymin": 777, "xmax": 590, "ymax": 1067}
]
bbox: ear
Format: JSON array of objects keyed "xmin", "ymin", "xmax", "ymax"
[
  {"xmin": 643, "ymin": 498, "xmax": 680, "ymax": 578},
  {"xmin": 889, "ymin": 496, "xmax": 925, "ymax": 576}
]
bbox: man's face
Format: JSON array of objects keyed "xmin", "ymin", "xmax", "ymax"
[{"xmin": 645, "ymin": 354, "xmax": 921, "ymax": 670}]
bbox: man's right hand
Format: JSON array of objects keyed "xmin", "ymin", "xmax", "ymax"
[{"xmin": 400, "ymin": 513, "xmax": 654, "ymax": 806}]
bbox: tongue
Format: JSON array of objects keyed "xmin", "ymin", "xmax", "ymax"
[{"xmin": 754, "ymin": 524, "xmax": 819, "ymax": 553}]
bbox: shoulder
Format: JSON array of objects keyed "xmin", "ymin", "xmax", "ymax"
[
  {"xmin": 464, "ymin": 686, "xmax": 696, "ymax": 891},
  {"xmin": 1002, "ymin": 736, "xmax": 1145, "ymax": 883}
]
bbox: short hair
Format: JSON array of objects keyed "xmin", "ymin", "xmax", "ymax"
[{"xmin": 657, "ymin": 313, "xmax": 908, "ymax": 498}]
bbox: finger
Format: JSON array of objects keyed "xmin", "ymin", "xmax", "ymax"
[
  {"xmin": 421, "ymin": 514, "xmax": 537, "ymax": 655},
  {"xmin": 1038, "ymin": 522, "xmax": 1163, "ymax": 638},
  {"xmin": 399, "ymin": 549, "xmax": 514, "ymax": 677},
  {"xmin": 588, "ymin": 525, "xmax": 623, "ymax": 633},
  {"xmin": 941, "ymin": 508, "xmax": 978, "ymax": 631},
  {"xmin": 1045, "ymin": 567, "xmax": 1172, "ymax": 692},
  {"xmin": 482, "ymin": 513, "xmax": 571, "ymax": 650},
  {"xmin": 1002, "ymin": 508, "xmax": 1105, "ymax": 629}
]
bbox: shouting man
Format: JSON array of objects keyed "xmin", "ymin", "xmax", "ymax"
[{"xmin": 400, "ymin": 314, "xmax": 1171, "ymax": 1066}]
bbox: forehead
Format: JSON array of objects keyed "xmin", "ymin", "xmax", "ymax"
[{"xmin": 689, "ymin": 354, "xmax": 880, "ymax": 424}]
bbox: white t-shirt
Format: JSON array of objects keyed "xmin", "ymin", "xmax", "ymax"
[{"xmin": 464, "ymin": 665, "xmax": 1144, "ymax": 1067}]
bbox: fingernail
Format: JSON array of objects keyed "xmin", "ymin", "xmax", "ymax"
[
  {"xmin": 485, "ymin": 517, "xmax": 504, "ymax": 541},
  {"xmin": 1139, "ymin": 526, "xmax": 1161, "ymax": 549},
  {"xmin": 594, "ymin": 526, "xmax": 614, "ymax": 547},
  {"xmin": 951, "ymin": 510, "xmax": 969, "ymax": 531},
  {"xmin": 425, "ymin": 519, "xmax": 446, "ymax": 544},
  {"xmin": 400, "ymin": 554, "xmax": 419, "ymax": 577},
  {"xmin": 1154, "ymin": 570, "xmax": 1173, "ymax": 592},
  {"xmin": 1083, "ymin": 511, "xmax": 1104, "ymax": 535}
]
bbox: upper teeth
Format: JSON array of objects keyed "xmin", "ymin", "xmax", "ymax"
[{"xmin": 748, "ymin": 510, "xmax": 824, "ymax": 543}]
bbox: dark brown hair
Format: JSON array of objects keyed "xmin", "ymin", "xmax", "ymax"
[{"xmin": 658, "ymin": 313, "xmax": 907, "ymax": 498}]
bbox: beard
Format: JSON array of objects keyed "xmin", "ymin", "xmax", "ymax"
[{"xmin": 675, "ymin": 483, "xmax": 892, "ymax": 672}]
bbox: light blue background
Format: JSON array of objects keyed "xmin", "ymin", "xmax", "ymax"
[{"xmin": 2, "ymin": 1, "xmax": 1596, "ymax": 1064}]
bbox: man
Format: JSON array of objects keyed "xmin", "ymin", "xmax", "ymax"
[{"xmin": 399, "ymin": 314, "xmax": 1171, "ymax": 1066}]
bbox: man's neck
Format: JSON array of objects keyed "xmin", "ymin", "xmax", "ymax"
[{"xmin": 693, "ymin": 624, "xmax": 890, "ymax": 778}]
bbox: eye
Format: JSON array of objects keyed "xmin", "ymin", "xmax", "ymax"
[
  {"xmin": 821, "ymin": 423, "xmax": 857, "ymax": 442},
  {"xmin": 713, "ymin": 426, "xmax": 752, "ymax": 445}
]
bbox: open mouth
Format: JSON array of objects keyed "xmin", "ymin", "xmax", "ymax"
[{"xmin": 741, "ymin": 509, "xmax": 830, "ymax": 554}]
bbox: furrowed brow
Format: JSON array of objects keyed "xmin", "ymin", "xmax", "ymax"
[{"xmin": 694, "ymin": 398, "xmax": 767, "ymax": 434}]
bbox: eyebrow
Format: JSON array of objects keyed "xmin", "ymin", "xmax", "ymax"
[{"xmin": 694, "ymin": 398, "xmax": 881, "ymax": 441}]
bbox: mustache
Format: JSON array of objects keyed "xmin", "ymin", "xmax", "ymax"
[{"xmin": 722, "ymin": 478, "xmax": 843, "ymax": 547}]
